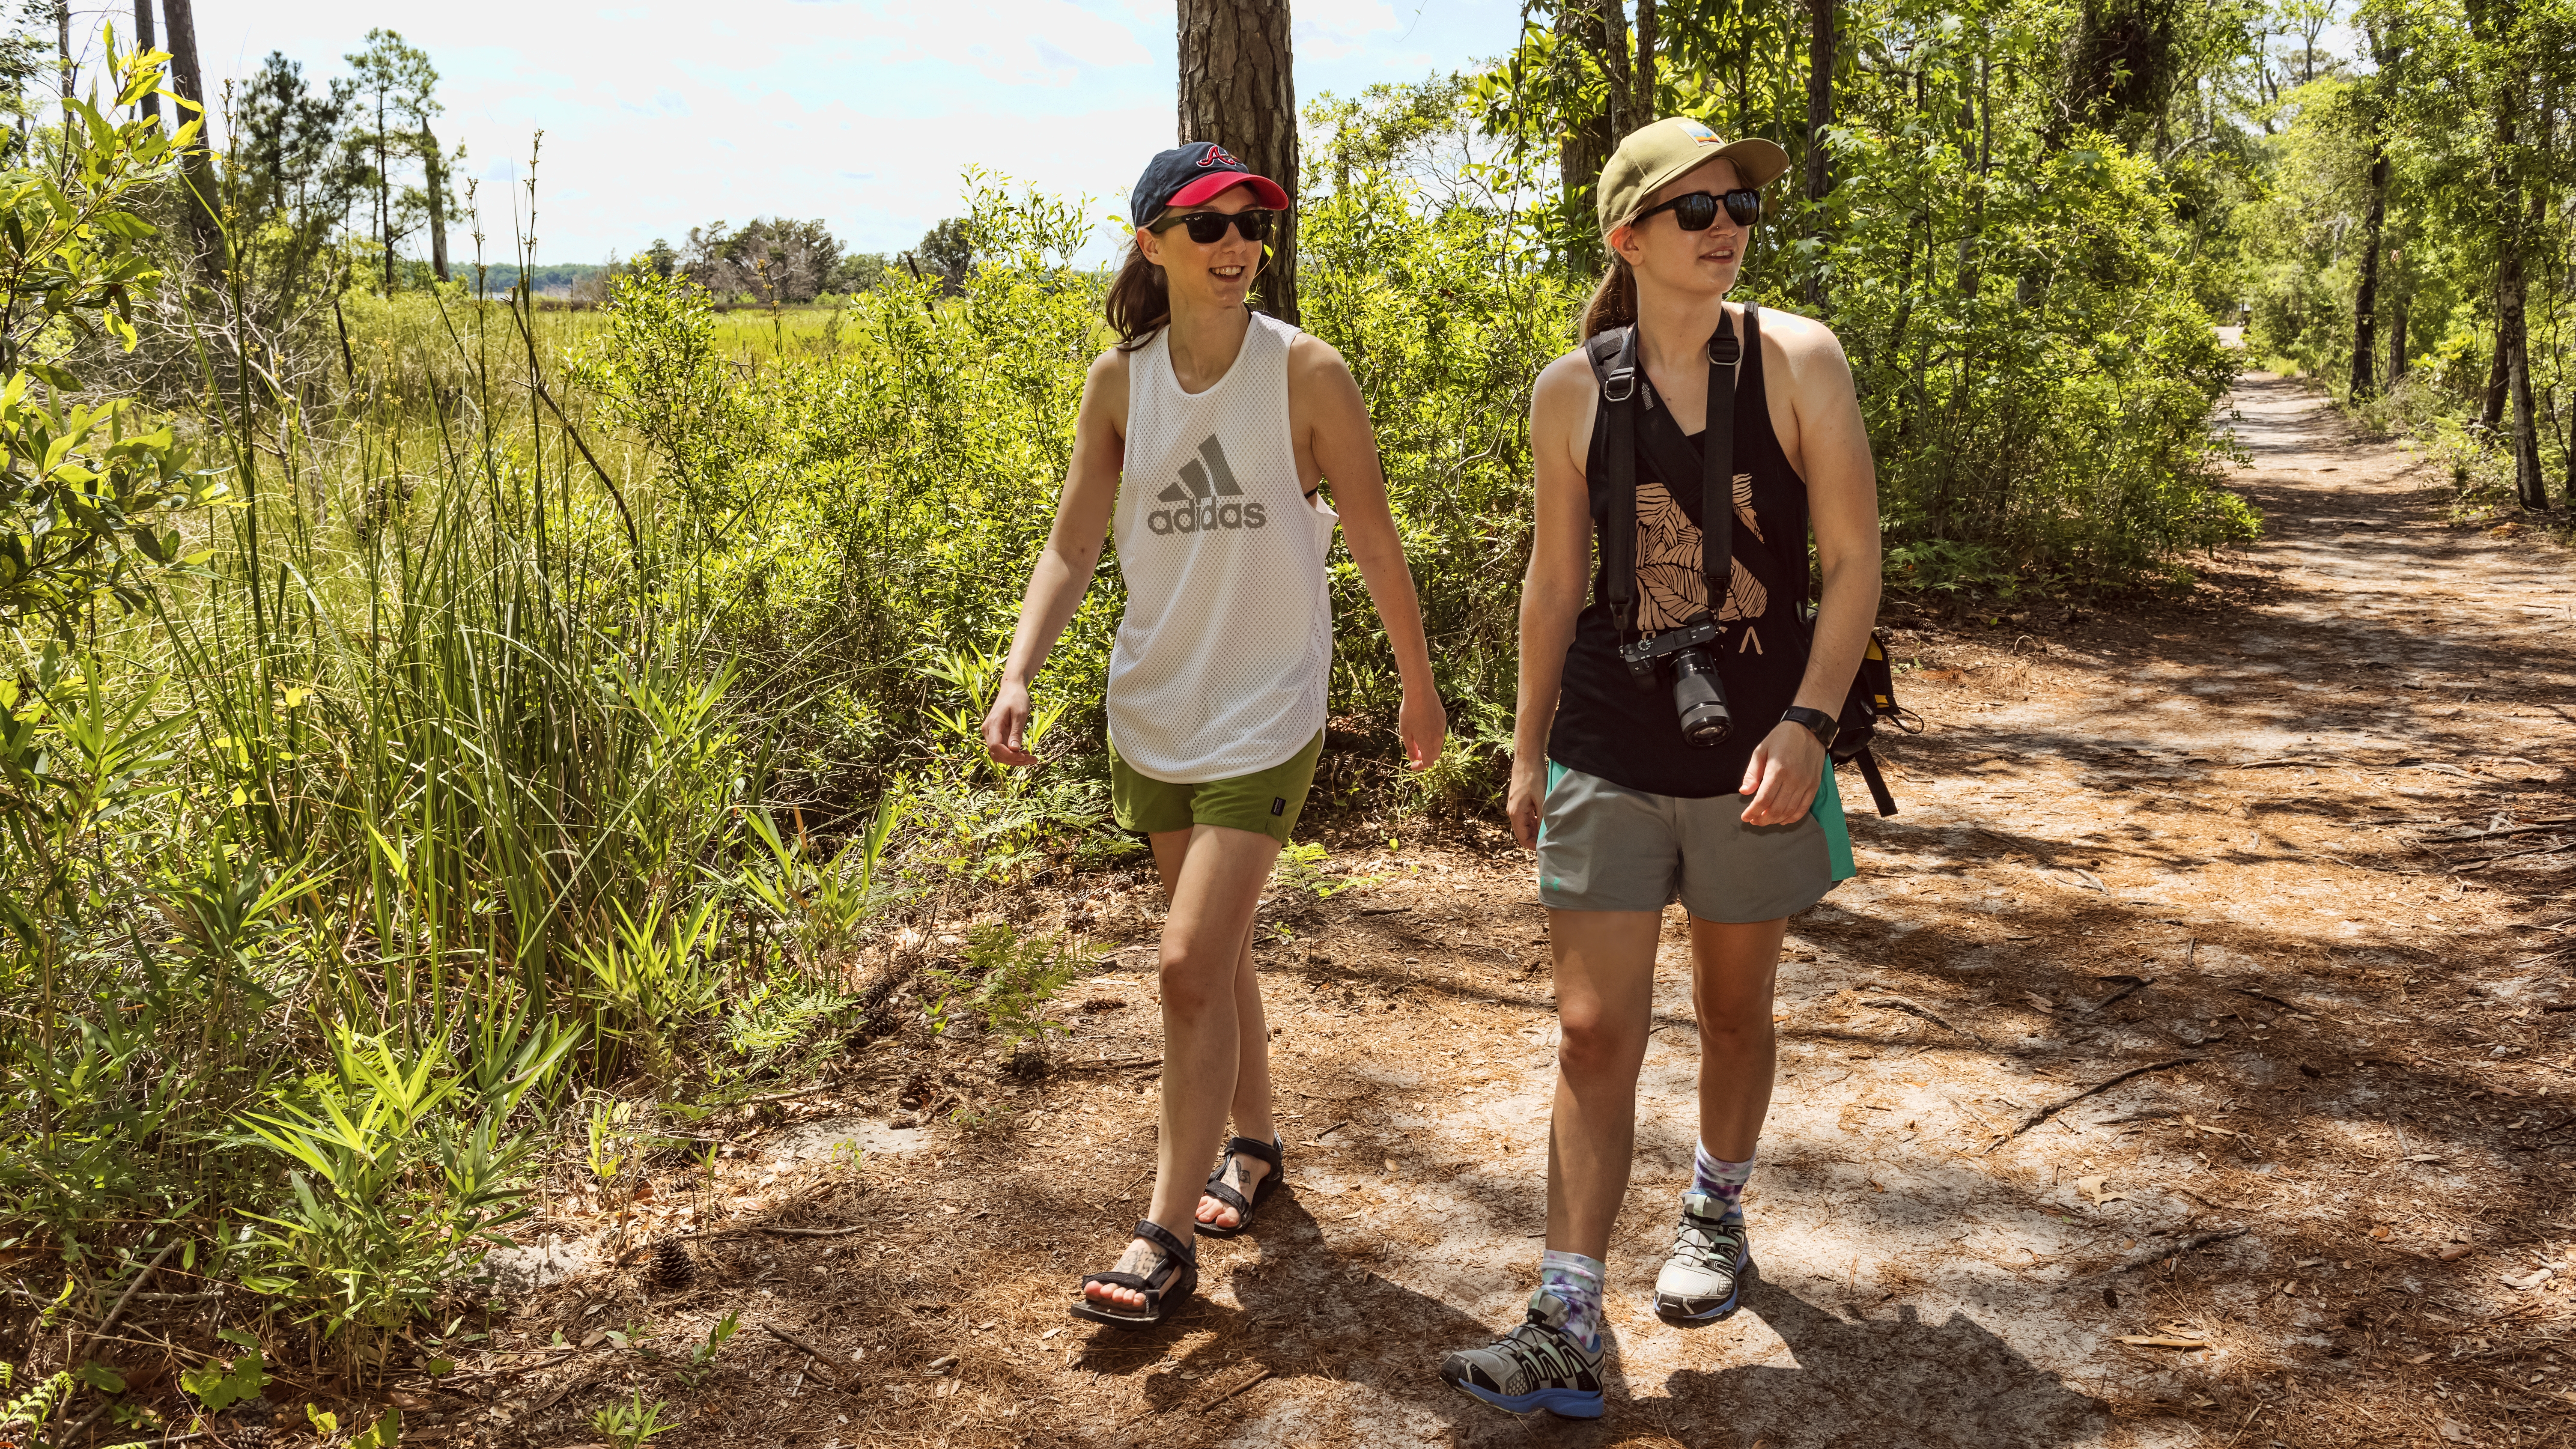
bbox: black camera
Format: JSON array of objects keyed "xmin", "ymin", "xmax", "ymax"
[{"xmin": 1617, "ymin": 614, "xmax": 1732, "ymax": 748}]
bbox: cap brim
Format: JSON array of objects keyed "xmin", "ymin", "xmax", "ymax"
[
  {"xmin": 1617, "ymin": 138, "xmax": 1793, "ymax": 231},
  {"xmin": 1163, "ymin": 172, "xmax": 1291, "ymax": 212}
]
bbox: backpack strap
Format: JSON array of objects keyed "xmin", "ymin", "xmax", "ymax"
[
  {"xmin": 1589, "ymin": 326, "xmax": 1643, "ymax": 638},
  {"xmin": 1702, "ymin": 307, "xmax": 1740, "ymax": 623},
  {"xmin": 1591, "ymin": 309, "xmax": 1746, "ymax": 638}
]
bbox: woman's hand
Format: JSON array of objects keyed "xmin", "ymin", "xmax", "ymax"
[
  {"xmin": 1738, "ymin": 720, "xmax": 1826, "ymax": 826},
  {"xmin": 1399, "ymin": 688, "xmax": 1447, "ymax": 773},
  {"xmin": 1506, "ymin": 752, "xmax": 1547, "ymax": 850},
  {"xmin": 983, "ymin": 679, "xmax": 1038, "ymax": 768}
]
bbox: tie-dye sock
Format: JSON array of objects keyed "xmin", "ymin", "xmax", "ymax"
[
  {"xmin": 1536, "ymin": 1249, "xmax": 1606, "ymax": 1351},
  {"xmin": 1691, "ymin": 1143, "xmax": 1754, "ymax": 1224}
]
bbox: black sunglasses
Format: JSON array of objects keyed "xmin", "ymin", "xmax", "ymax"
[
  {"xmin": 1633, "ymin": 188, "xmax": 1763, "ymax": 232},
  {"xmin": 1153, "ymin": 208, "xmax": 1278, "ymax": 244}
]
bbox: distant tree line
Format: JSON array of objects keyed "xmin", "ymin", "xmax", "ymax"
[{"xmin": 630, "ymin": 216, "xmax": 977, "ymax": 304}]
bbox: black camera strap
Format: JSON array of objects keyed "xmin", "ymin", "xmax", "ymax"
[{"xmin": 1593, "ymin": 307, "xmax": 1748, "ymax": 640}]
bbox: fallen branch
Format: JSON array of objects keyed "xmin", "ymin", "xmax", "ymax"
[
  {"xmin": 2234, "ymin": 987, "xmax": 2308, "ymax": 1014},
  {"xmin": 762, "ymin": 1322, "xmax": 860, "ymax": 1386},
  {"xmin": 1056, "ymin": 1055, "xmax": 1163, "ymax": 1072},
  {"xmin": 754, "ymin": 1223, "xmax": 868, "ymax": 1237},
  {"xmin": 2058, "ymin": 1227, "xmax": 2252, "ymax": 1287},
  {"xmin": 1986, "ymin": 1057, "xmax": 2203, "ymax": 1150},
  {"xmin": 2427, "ymin": 820, "xmax": 2576, "ymax": 843},
  {"xmin": 1860, "ymin": 995, "xmax": 1986, "ymax": 1046},
  {"xmin": 1196, "ymin": 1362, "xmax": 1273, "ymax": 1412},
  {"xmin": 82, "ymin": 1241, "xmax": 179, "ymax": 1359},
  {"xmin": 2083, "ymin": 977, "xmax": 2156, "ymax": 1015},
  {"xmin": 2453, "ymin": 840, "xmax": 2573, "ymax": 873},
  {"xmin": 739, "ymin": 1083, "xmax": 838, "ymax": 1106}
]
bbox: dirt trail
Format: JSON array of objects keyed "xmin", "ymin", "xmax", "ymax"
[{"xmin": 464, "ymin": 374, "xmax": 2576, "ymax": 1449}]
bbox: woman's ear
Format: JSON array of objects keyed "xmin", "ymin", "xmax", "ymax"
[
  {"xmin": 1135, "ymin": 224, "xmax": 1163, "ymax": 268},
  {"xmin": 1607, "ymin": 222, "xmax": 1640, "ymax": 266}
]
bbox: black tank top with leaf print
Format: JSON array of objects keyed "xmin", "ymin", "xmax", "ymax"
[{"xmin": 1547, "ymin": 315, "xmax": 1812, "ymax": 799}]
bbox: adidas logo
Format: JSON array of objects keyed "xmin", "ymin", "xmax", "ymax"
[{"xmin": 1147, "ymin": 435, "xmax": 1269, "ymax": 536}]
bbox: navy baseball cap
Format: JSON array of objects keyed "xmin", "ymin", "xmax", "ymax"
[{"xmin": 1129, "ymin": 142, "xmax": 1291, "ymax": 228}]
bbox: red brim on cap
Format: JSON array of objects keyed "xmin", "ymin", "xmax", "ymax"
[{"xmin": 1164, "ymin": 172, "xmax": 1290, "ymax": 212}]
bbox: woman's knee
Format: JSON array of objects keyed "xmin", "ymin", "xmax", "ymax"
[
  {"xmin": 1694, "ymin": 1014, "xmax": 1775, "ymax": 1057},
  {"xmin": 1156, "ymin": 948, "xmax": 1234, "ymax": 1015},
  {"xmin": 1555, "ymin": 1009, "xmax": 1647, "ymax": 1077}
]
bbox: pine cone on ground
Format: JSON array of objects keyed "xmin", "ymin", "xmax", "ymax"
[{"xmin": 652, "ymin": 1237, "xmax": 695, "ymax": 1291}]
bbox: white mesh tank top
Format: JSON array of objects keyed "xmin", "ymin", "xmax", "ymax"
[{"xmin": 1107, "ymin": 311, "xmax": 1335, "ymax": 784}]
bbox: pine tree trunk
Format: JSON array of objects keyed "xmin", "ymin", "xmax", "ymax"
[
  {"xmin": 2386, "ymin": 295, "xmax": 2406, "ymax": 384},
  {"xmin": 2501, "ymin": 185, "xmax": 2545, "ymax": 508},
  {"xmin": 378, "ymin": 91, "xmax": 395, "ymax": 295},
  {"xmin": 1633, "ymin": 0, "xmax": 1657, "ymax": 125},
  {"xmin": 1600, "ymin": 0, "xmax": 1631, "ymax": 143},
  {"xmin": 1177, "ymin": 0, "xmax": 1298, "ymax": 324},
  {"xmin": 155, "ymin": 0, "xmax": 219, "ymax": 270},
  {"xmin": 54, "ymin": 1, "xmax": 71, "ymax": 126},
  {"xmin": 423, "ymin": 129, "xmax": 450, "ymax": 283},
  {"xmin": 2483, "ymin": 326, "xmax": 2508, "ymax": 433},
  {"xmin": 1556, "ymin": 0, "xmax": 1612, "ymax": 278},
  {"xmin": 132, "ymin": 0, "xmax": 158, "ymax": 122},
  {"xmin": 2350, "ymin": 143, "xmax": 2386, "ymax": 399},
  {"xmin": 1803, "ymin": 0, "xmax": 1836, "ymax": 309}
]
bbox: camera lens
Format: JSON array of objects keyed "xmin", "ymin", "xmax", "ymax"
[{"xmin": 1670, "ymin": 650, "xmax": 1731, "ymax": 749}]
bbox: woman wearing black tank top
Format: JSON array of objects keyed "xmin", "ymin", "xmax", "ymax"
[{"xmin": 1437, "ymin": 119, "xmax": 1882, "ymax": 1419}]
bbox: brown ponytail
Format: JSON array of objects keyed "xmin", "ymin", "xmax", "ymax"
[
  {"xmin": 1105, "ymin": 237, "xmax": 1169, "ymax": 350},
  {"xmin": 1580, "ymin": 254, "xmax": 1638, "ymax": 340}
]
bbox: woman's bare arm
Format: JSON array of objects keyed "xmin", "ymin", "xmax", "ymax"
[
  {"xmin": 1737, "ymin": 315, "xmax": 1880, "ymax": 825},
  {"xmin": 1509, "ymin": 351, "xmax": 1601, "ymax": 848},
  {"xmin": 984, "ymin": 349, "xmax": 1129, "ymax": 766},
  {"xmin": 1294, "ymin": 337, "xmax": 1446, "ymax": 771}
]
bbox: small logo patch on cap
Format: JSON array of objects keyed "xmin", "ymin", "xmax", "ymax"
[
  {"xmin": 1682, "ymin": 119, "xmax": 1722, "ymax": 145},
  {"xmin": 1199, "ymin": 144, "xmax": 1244, "ymax": 169}
]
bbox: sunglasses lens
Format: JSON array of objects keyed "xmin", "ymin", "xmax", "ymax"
[
  {"xmin": 1673, "ymin": 194, "xmax": 1720, "ymax": 231},
  {"xmin": 1725, "ymin": 190, "xmax": 1762, "ymax": 227},
  {"xmin": 1178, "ymin": 211, "xmax": 1271, "ymax": 244}
]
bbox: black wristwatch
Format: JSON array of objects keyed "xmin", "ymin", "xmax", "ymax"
[{"xmin": 1781, "ymin": 706, "xmax": 1839, "ymax": 751}]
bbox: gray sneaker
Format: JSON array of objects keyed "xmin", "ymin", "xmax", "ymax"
[
  {"xmin": 1654, "ymin": 1190, "xmax": 1751, "ymax": 1321},
  {"xmin": 1436, "ymin": 1288, "xmax": 1604, "ymax": 1419}
]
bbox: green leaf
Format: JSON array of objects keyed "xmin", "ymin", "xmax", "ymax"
[
  {"xmin": 350, "ymin": 1406, "xmax": 401, "ymax": 1449},
  {"xmin": 215, "ymin": 1327, "xmax": 259, "ymax": 1348},
  {"xmin": 75, "ymin": 1361, "xmax": 125, "ymax": 1393}
]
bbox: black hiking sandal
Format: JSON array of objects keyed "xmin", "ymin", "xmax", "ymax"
[
  {"xmin": 1070, "ymin": 1218, "xmax": 1199, "ymax": 1330},
  {"xmin": 1196, "ymin": 1134, "xmax": 1284, "ymax": 1238}
]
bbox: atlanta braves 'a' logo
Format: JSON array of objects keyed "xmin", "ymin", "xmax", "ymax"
[{"xmin": 1198, "ymin": 144, "xmax": 1244, "ymax": 169}]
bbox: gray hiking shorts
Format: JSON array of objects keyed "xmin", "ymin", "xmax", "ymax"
[{"xmin": 1535, "ymin": 761, "xmax": 1854, "ymax": 923}]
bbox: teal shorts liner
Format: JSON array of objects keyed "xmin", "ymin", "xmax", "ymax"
[{"xmin": 1536, "ymin": 759, "xmax": 1856, "ymax": 922}]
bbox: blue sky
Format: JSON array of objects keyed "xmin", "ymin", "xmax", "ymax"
[{"xmin": 181, "ymin": 0, "xmax": 1527, "ymax": 263}]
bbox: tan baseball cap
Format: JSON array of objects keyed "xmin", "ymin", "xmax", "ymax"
[{"xmin": 1596, "ymin": 117, "xmax": 1791, "ymax": 236}]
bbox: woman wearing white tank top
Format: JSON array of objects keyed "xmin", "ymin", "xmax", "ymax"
[{"xmin": 982, "ymin": 143, "xmax": 1446, "ymax": 1328}]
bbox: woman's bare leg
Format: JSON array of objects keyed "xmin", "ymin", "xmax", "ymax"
[
  {"xmin": 1539, "ymin": 907, "xmax": 1664, "ymax": 1261},
  {"xmin": 1085, "ymin": 823, "xmax": 1280, "ymax": 1310},
  {"xmin": 1685, "ymin": 916, "xmax": 1786, "ymax": 1160}
]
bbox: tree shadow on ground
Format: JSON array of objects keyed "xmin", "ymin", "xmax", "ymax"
[{"xmin": 1650, "ymin": 1267, "xmax": 2116, "ymax": 1449}]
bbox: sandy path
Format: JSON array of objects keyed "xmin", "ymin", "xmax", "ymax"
[{"xmin": 469, "ymin": 374, "xmax": 2576, "ymax": 1449}]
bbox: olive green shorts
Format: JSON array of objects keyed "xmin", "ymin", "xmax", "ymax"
[{"xmin": 1109, "ymin": 730, "xmax": 1324, "ymax": 845}]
